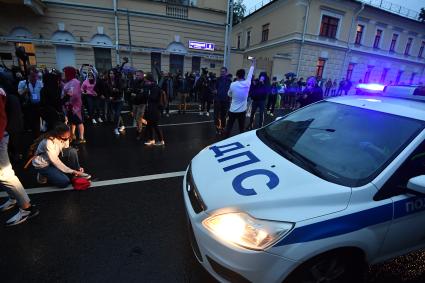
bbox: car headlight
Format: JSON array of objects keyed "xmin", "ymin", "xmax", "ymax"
[{"xmin": 202, "ymin": 212, "xmax": 293, "ymax": 250}]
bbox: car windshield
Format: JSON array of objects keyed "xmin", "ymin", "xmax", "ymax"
[{"xmin": 259, "ymin": 101, "xmax": 425, "ymax": 187}]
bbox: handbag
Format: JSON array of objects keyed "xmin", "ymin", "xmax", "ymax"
[{"xmin": 71, "ymin": 177, "xmax": 91, "ymax": 191}]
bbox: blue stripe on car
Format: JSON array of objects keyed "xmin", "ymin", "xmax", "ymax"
[{"xmin": 274, "ymin": 196, "xmax": 425, "ymax": 247}]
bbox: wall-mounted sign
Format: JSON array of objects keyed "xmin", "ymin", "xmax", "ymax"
[{"xmin": 189, "ymin": 40, "xmax": 215, "ymax": 51}]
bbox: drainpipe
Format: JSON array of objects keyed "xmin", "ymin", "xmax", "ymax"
[
  {"xmin": 296, "ymin": 0, "xmax": 311, "ymax": 77},
  {"xmin": 341, "ymin": 3, "xmax": 365, "ymax": 78},
  {"xmin": 224, "ymin": 0, "xmax": 233, "ymax": 68},
  {"xmin": 113, "ymin": 0, "xmax": 120, "ymax": 65}
]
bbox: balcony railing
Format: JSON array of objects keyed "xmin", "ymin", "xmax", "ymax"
[
  {"xmin": 358, "ymin": 0, "xmax": 420, "ymax": 21},
  {"xmin": 166, "ymin": 4, "xmax": 188, "ymax": 19}
]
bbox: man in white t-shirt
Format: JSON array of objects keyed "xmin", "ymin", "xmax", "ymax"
[{"xmin": 224, "ymin": 59, "xmax": 255, "ymax": 138}]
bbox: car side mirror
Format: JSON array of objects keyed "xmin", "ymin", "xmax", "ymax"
[{"xmin": 406, "ymin": 176, "xmax": 425, "ymax": 196}]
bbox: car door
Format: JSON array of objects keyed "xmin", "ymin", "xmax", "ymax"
[{"xmin": 378, "ymin": 140, "xmax": 425, "ymax": 258}]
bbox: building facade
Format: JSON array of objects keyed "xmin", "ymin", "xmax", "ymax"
[
  {"xmin": 0, "ymin": 0, "xmax": 227, "ymax": 74},
  {"xmin": 230, "ymin": 0, "xmax": 425, "ymax": 85}
]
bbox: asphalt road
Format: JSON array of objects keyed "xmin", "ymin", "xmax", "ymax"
[{"xmin": 1, "ymin": 110, "xmax": 424, "ymax": 283}]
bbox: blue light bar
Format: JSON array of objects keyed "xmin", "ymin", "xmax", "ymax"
[{"xmin": 356, "ymin": 83, "xmax": 386, "ymax": 92}]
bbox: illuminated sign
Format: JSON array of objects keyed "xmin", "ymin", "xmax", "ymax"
[{"xmin": 189, "ymin": 41, "xmax": 215, "ymax": 51}]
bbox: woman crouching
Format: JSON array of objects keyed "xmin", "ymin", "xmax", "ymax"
[{"xmin": 31, "ymin": 123, "xmax": 90, "ymax": 188}]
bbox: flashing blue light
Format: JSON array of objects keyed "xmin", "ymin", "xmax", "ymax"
[{"xmin": 357, "ymin": 83, "xmax": 385, "ymax": 92}]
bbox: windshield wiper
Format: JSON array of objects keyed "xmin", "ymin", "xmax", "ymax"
[{"xmin": 297, "ymin": 127, "xmax": 336, "ymax": 132}]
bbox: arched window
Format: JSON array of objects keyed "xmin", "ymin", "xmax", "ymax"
[{"xmin": 51, "ymin": 31, "xmax": 76, "ymax": 43}]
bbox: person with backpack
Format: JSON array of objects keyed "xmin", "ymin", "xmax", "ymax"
[
  {"xmin": 31, "ymin": 123, "xmax": 90, "ymax": 188},
  {"xmin": 107, "ymin": 69, "xmax": 126, "ymax": 136},
  {"xmin": 0, "ymin": 87, "xmax": 39, "ymax": 226},
  {"xmin": 214, "ymin": 67, "xmax": 232, "ymax": 135},
  {"xmin": 266, "ymin": 76, "xmax": 279, "ymax": 116},
  {"xmin": 144, "ymin": 73, "xmax": 165, "ymax": 146},
  {"xmin": 176, "ymin": 72, "xmax": 189, "ymax": 114},
  {"xmin": 248, "ymin": 72, "xmax": 270, "ymax": 130}
]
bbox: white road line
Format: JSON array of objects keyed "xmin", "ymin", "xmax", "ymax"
[
  {"xmin": 126, "ymin": 120, "xmax": 213, "ymax": 129},
  {"xmin": 0, "ymin": 171, "xmax": 186, "ymax": 197}
]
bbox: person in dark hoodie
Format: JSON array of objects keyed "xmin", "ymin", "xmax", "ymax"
[
  {"xmin": 298, "ymin": 76, "xmax": 324, "ymax": 108},
  {"xmin": 214, "ymin": 67, "xmax": 232, "ymax": 134},
  {"xmin": 248, "ymin": 72, "xmax": 271, "ymax": 130},
  {"xmin": 144, "ymin": 73, "xmax": 165, "ymax": 146},
  {"xmin": 40, "ymin": 71, "xmax": 63, "ymax": 131}
]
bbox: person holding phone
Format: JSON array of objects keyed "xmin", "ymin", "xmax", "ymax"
[
  {"xmin": 224, "ymin": 58, "xmax": 255, "ymax": 138},
  {"xmin": 31, "ymin": 123, "xmax": 90, "ymax": 188}
]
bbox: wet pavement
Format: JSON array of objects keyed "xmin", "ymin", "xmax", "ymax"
[{"xmin": 1, "ymin": 109, "xmax": 425, "ymax": 283}]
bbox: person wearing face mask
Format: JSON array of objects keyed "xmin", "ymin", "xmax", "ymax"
[
  {"xmin": 247, "ymin": 72, "xmax": 271, "ymax": 130},
  {"xmin": 81, "ymin": 71, "xmax": 99, "ymax": 125},
  {"xmin": 31, "ymin": 123, "xmax": 90, "ymax": 188},
  {"xmin": 298, "ymin": 76, "xmax": 324, "ymax": 108},
  {"xmin": 18, "ymin": 67, "xmax": 43, "ymax": 139}
]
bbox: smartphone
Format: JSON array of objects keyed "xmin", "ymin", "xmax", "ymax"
[{"xmin": 247, "ymin": 56, "xmax": 255, "ymax": 60}]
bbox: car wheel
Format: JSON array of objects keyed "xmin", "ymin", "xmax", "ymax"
[{"xmin": 284, "ymin": 252, "xmax": 366, "ymax": 283}]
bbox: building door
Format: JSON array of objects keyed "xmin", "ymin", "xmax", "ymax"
[
  {"xmin": 170, "ymin": 54, "xmax": 184, "ymax": 74},
  {"xmin": 56, "ymin": 45, "xmax": 75, "ymax": 70},
  {"xmin": 94, "ymin": 48, "xmax": 112, "ymax": 73},
  {"xmin": 192, "ymin": 56, "xmax": 201, "ymax": 73}
]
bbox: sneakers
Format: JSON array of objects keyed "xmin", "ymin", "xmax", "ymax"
[
  {"xmin": 92, "ymin": 118, "xmax": 97, "ymax": 124},
  {"xmin": 144, "ymin": 140, "xmax": 155, "ymax": 146},
  {"xmin": 119, "ymin": 126, "xmax": 126, "ymax": 133},
  {"xmin": 6, "ymin": 205, "xmax": 39, "ymax": 227},
  {"xmin": 114, "ymin": 128, "xmax": 120, "ymax": 135},
  {"xmin": 155, "ymin": 141, "xmax": 165, "ymax": 146},
  {"xmin": 97, "ymin": 118, "xmax": 103, "ymax": 123},
  {"xmin": 0, "ymin": 198, "xmax": 17, "ymax": 212},
  {"xmin": 78, "ymin": 172, "xmax": 91, "ymax": 179},
  {"xmin": 36, "ymin": 173, "xmax": 48, "ymax": 185}
]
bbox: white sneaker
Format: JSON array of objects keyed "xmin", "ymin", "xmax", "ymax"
[
  {"xmin": 114, "ymin": 128, "xmax": 120, "ymax": 135},
  {"xmin": 6, "ymin": 205, "xmax": 39, "ymax": 227},
  {"xmin": 144, "ymin": 140, "xmax": 155, "ymax": 146},
  {"xmin": 0, "ymin": 198, "xmax": 17, "ymax": 212},
  {"xmin": 119, "ymin": 126, "xmax": 126, "ymax": 133},
  {"xmin": 97, "ymin": 118, "xmax": 103, "ymax": 123},
  {"xmin": 205, "ymin": 112, "xmax": 210, "ymax": 117},
  {"xmin": 37, "ymin": 173, "xmax": 47, "ymax": 185},
  {"xmin": 154, "ymin": 141, "xmax": 165, "ymax": 146},
  {"xmin": 92, "ymin": 119, "xmax": 97, "ymax": 124}
]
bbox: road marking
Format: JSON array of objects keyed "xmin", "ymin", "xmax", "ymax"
[
  {"xmin": 0, "ymin": 171, "xmax": 186, "ymax": 197},
  {"xmin": 126, "ymin": 120, "xmax": 213, "ymax": 129}
]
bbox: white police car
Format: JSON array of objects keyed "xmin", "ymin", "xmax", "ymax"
[{"xmin": 183, "ymin": 87, "xmax": 425, "ymax": 283}]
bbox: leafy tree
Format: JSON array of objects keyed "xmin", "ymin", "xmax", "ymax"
[
  {"xmin": 419, "ymin": 8, "xmax": 425, "ymax": 23},
  {"xmin": 232, "ymin": 0, "xmax": 246, "ymax": 25}
]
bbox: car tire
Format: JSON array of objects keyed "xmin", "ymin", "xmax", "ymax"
[{"xmin": 284, "ymin": 251, "xmax": 367, "ymax": 283}]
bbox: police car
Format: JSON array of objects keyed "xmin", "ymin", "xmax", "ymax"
[{"xmin": 183, "ymin": 86, "xmax": 425, "ymax": 283}]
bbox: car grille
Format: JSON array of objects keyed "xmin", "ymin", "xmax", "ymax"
[{"xmin": 186, "ymin": 164, "xmax": 206, "ymax": 214}]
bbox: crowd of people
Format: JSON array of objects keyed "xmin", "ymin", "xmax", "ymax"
[{"xmin": 0, "ymin": 54, "xmax": 349, "ymax": 226}]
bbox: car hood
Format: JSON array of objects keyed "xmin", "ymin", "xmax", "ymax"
[{"xmin": 190, "ymin": 131, "xmax": 352, "ymax": 222}]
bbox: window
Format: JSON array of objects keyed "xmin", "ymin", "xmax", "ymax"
[
  {"xmin": 320, "ymin": 15, "xmax": 339, "ymax": 38},
  {"xmin": 380, "ymin": 68, "xmax": 389, "ymax": 84},
  {"xmin": 346, "ymin": 63, "xmax": 355, "ymax": 80},
  {"xmin": 373, "ymin": 29, "xmax": 383, "ymax": 49},
  {"xmin": 419, "ymin": 41, "xmax": 425, "ymax": 58},
  {"xmin": 405, "ymin": 38, "xmax": 413, "ymax": 55},
  {"xmin": 395, "ymin": 70, "xmax": 403, "ymax": 84},
  {"xmin": 93, "ymin": 48, "xmax": 112, "ymax": 73},
  {"xmin": 262, "ymin": 24, "xmax": 269, "ymax": 42},
  {"xmin": 364, "ymin": 66, "xmax": 373, "ymax": 83},
  {"xmin": 316, "ymin": 58, "xmax": 326, "ymax": 78},
  {"xmin": 389, "ymin": 34, "xmax": 398, "ymax": 52},
  {"xmin": 192, "ymin": 56, "xmax": 200, "ymax": 72},
  {"xmin": 237, "ymin": 34, "xmax": 241, "ymax": 49},
  {"xmin": 15, "ymin": 42, "xmax": 36, "ymax": 66},
  {"xmin": 355, "ymin": 24, "xmax": 364, "ymax": 45},
  {"xmin": 410, "ymin": 73, "xmax": 417, "ymax": 85},
  {"xmin": 260, "ymin": 101, "xmax": 425, "ymax": 187},
  {"xmin": 246, "ymin": 31, "xmax": 251, "ymax": 48},
  {"xmin": 151, "ymin": 52, "xmax": 161, "ymax": 79}
]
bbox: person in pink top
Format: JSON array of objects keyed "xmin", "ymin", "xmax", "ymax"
[
  {"xmin": 81, "ymin": 72, "xmax": 101, "ymax": 124},
  {"xmin": 63, "ymin": 66, "xmax": 86, "ymax": 144}
]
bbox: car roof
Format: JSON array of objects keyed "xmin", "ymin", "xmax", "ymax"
[{"xmin": 327, "ymin": 96, "xmax": 425, "ymax": 122}]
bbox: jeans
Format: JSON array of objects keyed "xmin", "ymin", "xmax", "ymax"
[
  {"xmin": 225, "ymin": 111, "xmax": 246, "ymax": 138},
  {"xmin": 214, "ymin": 100, "xmax": 229, "ymax": 129},
  {"xmin": 146, "ymin": 121, "xmax": 164, "ymax": 141},
  {"xmin": 0, "ymin": 135, "xmax": 30, "ymax": 207},
  {"xmin": 249, "ymin": 100, "xmax": 266, "ymax": 129},
  {"xmin": 111, "ymin": 100, "xmax": 124, "ymax": 129},
  {"xmin": 266, "ymin": 95, "xmax": 277, "ymax": 114},
  {"xmin": 37, "ymin": 147, "xmax": 80, "ymax": 188},
  {"xmin": 86, "ymin": 95, "xmax": 100, "ymax": 119}
]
